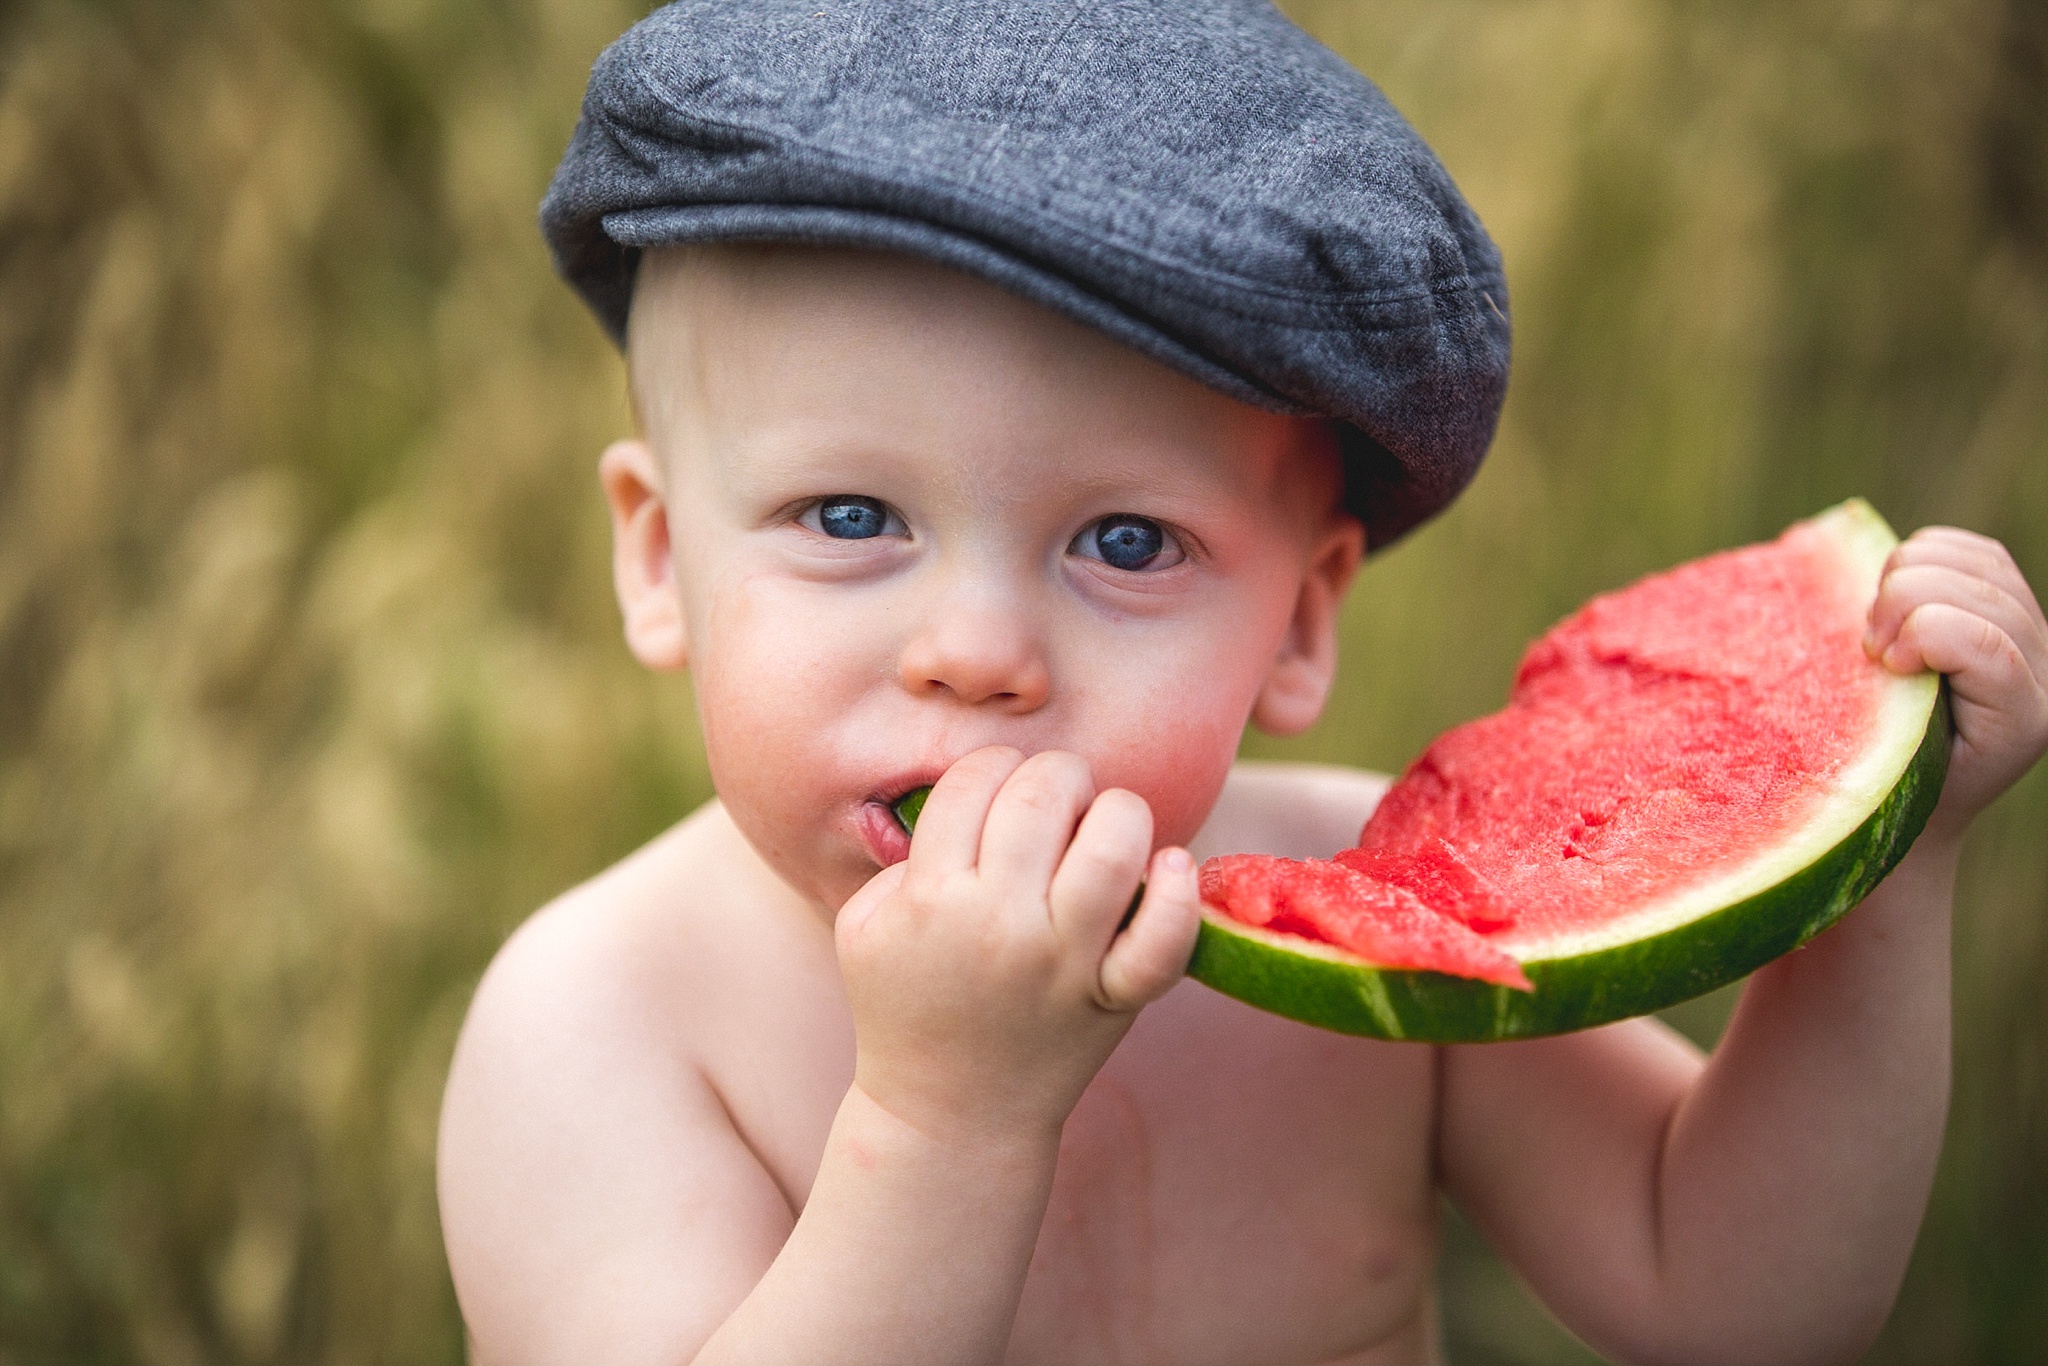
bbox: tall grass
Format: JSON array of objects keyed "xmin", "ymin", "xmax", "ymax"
[{"xmin": 1, "ymin": 0, "xmax": 2042, "ymax": 1360}]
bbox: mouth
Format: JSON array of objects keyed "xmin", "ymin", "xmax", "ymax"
[
  {"xmin": 890, "ymin": 785, "xmax": 932, "ymax": 831},
  {"xmin": 856, "ymin": 769, "xmax": 946, "ymax": 867},
  {"xmin": 871, "ymin": 771, "xmax": 943, "ymax": 809},
  {"xmin": 856, "ymin": 799, "xmax": 914, "ymax": 868}
]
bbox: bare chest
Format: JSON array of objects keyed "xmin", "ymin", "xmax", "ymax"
[
  {"xmin": 1008, "ymin": 987, "xmax": 1442, "ymax": 1365},
  {"xmin": 718, "ymin": 979, "xmax": 1444, "ymax": 1366}
]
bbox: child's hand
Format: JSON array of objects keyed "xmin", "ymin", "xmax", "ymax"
[
  {"xmin": 1866, "ymin": 527, "xmax": 2048, "ymax": 835},
  {"xmin": 835, "ymin": 747, "xmax": 1201, "ymax": 1144}
]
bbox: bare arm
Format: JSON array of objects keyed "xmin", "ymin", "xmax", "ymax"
[
  {"xmin": 1442, "ymin": 836, "xmax": 1955, "ymax": 1365},
  {"xmin": 690, "ymin": 1085, "xmax": 1059, "ymax": 1366},
  {"xmin": 439, "ymin": 748, "xmax": 1201, "ymax": 1366},
  {"xmin": 1441, "ymin": 527, "xmax": 2047, "ymax": 1366},
  {"xmin": 437, "ymin": 892, "xmax": 802, "ymax": 1364}
]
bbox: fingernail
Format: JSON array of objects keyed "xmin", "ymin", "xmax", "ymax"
[{"xmin": 1160, "ymin": 847, "xmax": 1193, "ymax": 875}]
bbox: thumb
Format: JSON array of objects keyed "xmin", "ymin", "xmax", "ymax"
[
  {"xmin": 835, "ymin": 861, "xmax": 908, "ymax": 952},
  {"xmin": 1097, "ymin": 847, "xmax": 1201, "ymax": 1011}
]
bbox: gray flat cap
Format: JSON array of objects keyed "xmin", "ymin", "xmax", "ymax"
[{"xmin": 542, "ymin": 0, "xmax": 1510, "ymax": 547}]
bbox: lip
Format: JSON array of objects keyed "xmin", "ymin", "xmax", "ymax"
[
  {"xmin": 855, "ymin": 766, "xmax": 948, "ymax": 867},
  {"xmin": 857, "ymin": 800, "xmax": 913, "ymax": 867},
  {"xmin": 870, "ymin": 768, "xmax": 946, "ymax": 808}
]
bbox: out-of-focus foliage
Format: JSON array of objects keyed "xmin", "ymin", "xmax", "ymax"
[
  {"xmin": 0, "ymin": 0, "xmax": 2041, "ymax": 1360},
  {"xmin": 0, "ymin": 0, "xmax": 694, "ymax": 1358}
]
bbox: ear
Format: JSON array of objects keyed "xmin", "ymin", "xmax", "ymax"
[
  {"xmin": 1251, "ymin": 515, "xmax": 1364, "ymax": 736},
  {"xmin": 598, "ymin": 438, "xmax": 689, "ymax": 671}
]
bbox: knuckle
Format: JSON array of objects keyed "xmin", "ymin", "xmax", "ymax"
[
  {"xmin": 1007, "ymin": 752, "xmax": 1092, "ymax": 810},
  {"xmin": 1098, "ymin": 949, "xmax": 1149, "ymax": 1002},
  {"xmin": 904, "ymin": 867, "xmax": 967, "ymax": 913},
  {"xmin": 1038, "ymin": 749, "xmax": 1096, "ymax": 795},
  {"xmin": 1003, "ymin": 776, "xmax": 1069, "ymax": 820},
  {"xmin": 1900, "ymin": 598, "xmax": 1949, "ymax": 634},
  {"xmin": 1893, "ymin": 605, "xmax": 1926, "ymax": 645},
  {"xmin": 1080, "ymin": 793, "xmax": 1153, "ymax": 854},
  {"xmin": 1119, "ymin": 941, "xmax": 1183, "ymax": 1005},
  {"xmin": 1883, "ymin": 563, "xmax": 1950, "ymax": 606},
  {"xmin": 1092, "ymin": 786, "xmax": 1153, "ymax": 826},
  {"xmin": 1898, "ymin": 528, "xmax": 1951, "ymax": 560},
  {"xmin": 894, "ymin": 881, "xmax": 939, "ymax": 921},
  {"xmin": 1921, "ymin": 525, "xmax": 1982, "ymax": 549},
  {"xmin": 959, "ymin": 745, "xmax": 1025, "ymax": 781},
  {"xmin": 1901, "ymin": 528, "xmax": 2004, "ymax": 578},
  {"xmin": 1966, "ymin": 572, "xmax": 2017, "ymax": 612},
  {"xmin": 933, "ymin": 747, "xmax": 1021, "ymax": 803},
  {"xmin": 1069, "ymin": 839, "xmax": 1143, "ymax": 890}
]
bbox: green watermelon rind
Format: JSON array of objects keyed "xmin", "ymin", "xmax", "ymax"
[
  {"xmin": 1188, "ymin": 690, "xmax": 1948, "ymax": 1042},
  {"xmin": 1187, "ymin": 501, "xmax": 1951, "ymax": 1043}
]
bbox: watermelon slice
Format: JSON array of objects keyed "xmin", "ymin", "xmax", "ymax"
[
  {"xmin": 1199, "ymin": 854, "xmax": 1531, "ymax": 990},
  {"xmin": 1190, "ymin": 500, "xmax": 1949, "ymax": 1042}
]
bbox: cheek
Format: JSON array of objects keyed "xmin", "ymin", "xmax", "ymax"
[
  {"xmin": 693, "ymin": 574, "xmax": 807, "ymax": 765},
  {"xmin": 1097, "ymin": 705, "xmax": 1243, "ymax": 849},
  {"xmin": 1080, "ymin": 594, "xmax": 1293, "ymax": 849},
  {"xmin": 687, "ymin": 571, "xmax": 883, "ymax": 875},
  {"xmin": 692, "ymin": 564, "xmax": 895, "ymax": 727}
]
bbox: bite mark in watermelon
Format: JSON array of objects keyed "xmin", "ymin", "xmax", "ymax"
[
  {"xmin": 1335, "ymin": 840, "xmax": 1516, "ymax": 934},
  {"xmin": 1190, "ymin": 500, "xmax": 1949, "ymax": 1042},
  {"xmin": 1199, "ymin": 854, "xmax": 1530, "ymax": 990}
]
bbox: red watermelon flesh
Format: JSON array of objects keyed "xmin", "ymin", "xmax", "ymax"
[
  {"xmin": 1198, "ymin": 855, "xmax": 1532, "ymax": 990},
  {"xmin": 1336, "ymin": 840, "xmax": 1516, "ymax": 933},
  {"xmin": 1201, "ymin": 514, "xmax": 1893, "ymax": 980}
]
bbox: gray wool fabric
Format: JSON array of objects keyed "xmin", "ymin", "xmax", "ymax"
[{"xmin": 542, "ymin": 0, "xmax": 1510, "ymax": 547}]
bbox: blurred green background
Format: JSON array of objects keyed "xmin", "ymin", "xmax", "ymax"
[{"xmin": 1, "ymin": 0, "xmax": 2042, "ymax": 1359}]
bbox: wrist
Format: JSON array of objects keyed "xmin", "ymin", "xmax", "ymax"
[
  {"xmin": 1866, "ymin": 829, "xmax": 1962, "ymax": 909},
  {"xmin": 842, "ymin": 1075, "xmax": 1064, "ymax": 1172},
  {"xmin": 734, "ymin": 1079, "xmax": 1063, "ymax": 1366}
]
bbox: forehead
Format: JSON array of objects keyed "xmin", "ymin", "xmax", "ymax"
[{"xmin": 626, "ymin": 243, "xmax": 1335, "ymax": 506}]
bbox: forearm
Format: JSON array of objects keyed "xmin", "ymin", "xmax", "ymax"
[
  {"xmin": 693, "ymin": 1083, "xmax": 1059, "ymax": 1366},
  {"xmin": 1651, "ymin": 835, "xmax": 1958, "ymax": 1355}
]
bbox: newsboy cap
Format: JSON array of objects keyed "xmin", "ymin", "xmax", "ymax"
[{"xmin": 542, "ymin": 0, "xmax": 1510, "ymax": 548}]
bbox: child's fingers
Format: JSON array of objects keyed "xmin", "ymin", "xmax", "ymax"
[
  {"xmin": 1867, "ymin": 565, "xmax": 2047, "ymax": 681},
  {"xmin": 906, "ymin": 746, "xmax": 1024, "ymax": 876},
  {"xmin": 1882, "ymin": 601, "xmax": 2037, "ymax": 704},
  {"xmin": 1883, "ymin": 530, "xmax": 2048, "ymax": 648},
  {"xmin": 1890, "ymin": 529, "xmax": 2040, "ymax": 616},
  {"xmin": 977, "ymin": 750, "xmax": 1096, "ymax": 903},
  {"xmin": 1046, "ymin": 787, "xmax": 1152, "ymax": 952},
  {"xmin": 1096, "ymin": 847, "xmax": 1200, "ymax": 1012},
  {"xmin": 835, "ymin": 861, "xmax": 908, "ymax": 948}
]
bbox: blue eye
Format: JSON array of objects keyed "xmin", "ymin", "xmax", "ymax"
[
  {"xmin": 1097, "ymin": 517, "xmax": 1162, "ymax": 569},
  {"xmin": 1075, "ymin": 515, "xmax": 1180, "ymax": 571},
  {"xmin": 816, "ymin": 496, "xmax": 894, "ymax": 539}
]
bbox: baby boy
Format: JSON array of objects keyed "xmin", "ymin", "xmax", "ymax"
[{"xmin": 437, "ymin": 3, "xmax": 2048, "ymax": 1362}]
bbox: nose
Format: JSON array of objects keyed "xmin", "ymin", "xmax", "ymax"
[{"xmin": 898, "ymin": 583, "xmax": 1051, "ymax": 712}]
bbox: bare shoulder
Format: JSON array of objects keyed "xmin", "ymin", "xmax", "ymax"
[
  {"xmin": 447, "ymin": 801, "xmax": 769, "ymax": 1066},
  {"xmin": 1189, "ymin": 759, "xmax": 1391, "ymax": 862},
  {"xmin": 438, "ymin": 801, "xmax": 822, "ymax": 1361}
]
